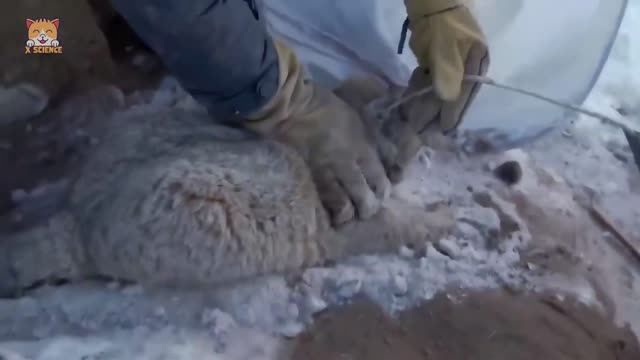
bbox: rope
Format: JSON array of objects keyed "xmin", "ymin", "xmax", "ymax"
[{"xmin": 379, "ymin": 75, "xmax": 640, "ymax": 135}]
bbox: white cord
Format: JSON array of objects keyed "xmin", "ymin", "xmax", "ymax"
[{"xmin": 380, "ymin": 75, "xmax": 640, "ymax": 135}]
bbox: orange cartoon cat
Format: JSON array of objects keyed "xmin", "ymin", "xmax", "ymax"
[{"xmin": 26, "ymin": 18, "xmax": 60, "ymax": 47}]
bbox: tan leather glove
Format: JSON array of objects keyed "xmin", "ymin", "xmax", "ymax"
[
  {"xmin": 246, "ymin": 41, "xmax": 391, "ymax": 226},
  {"xmin": 377, "ymin": 0, "xmax": 489, "ymax": 182},
  {"xmin": 404, "ymin": 0, "xmax": 489, "ymax": 106}
]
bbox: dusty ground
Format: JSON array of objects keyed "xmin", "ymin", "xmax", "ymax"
[
  {"xmin": 290, "ymin": 291, "xmax": 640, "ymax": 360},
  {"xmin": 0, "ymin": 0, "xmax": 163, "ymax": 224},
  {"xmin": 0, "ymin": 0, "xmax": 162, "ymax": 95}
]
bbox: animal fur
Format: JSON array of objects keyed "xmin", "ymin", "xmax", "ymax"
[{"xmin": 0, "ymin": 80, "xmax": 455, "ymax": 296}]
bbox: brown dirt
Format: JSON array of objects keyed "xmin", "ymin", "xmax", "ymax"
[
  {"xmin": 0, "ymin": 0, "xmax": 164, "ymax": 221},
  {"xmin": 289, "ymin": 291, "xmax": 640, "ymax": 360},
  {"xmin": 0, "ymin": 0, "xmax": 114, "ymax": 98},
  {"xmin": 0, "ymin": 0, "xmax": 163, "ymax": 97}
]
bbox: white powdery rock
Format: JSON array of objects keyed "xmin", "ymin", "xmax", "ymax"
[
  {"xmin": 0, "ymin": 83, "xmax": 48, "ymax": 126},
  {"xmin": 292, "ymin": 232, "xmax": 529, "ymax": 315},
  {"xmin": 201, "ymin": 309, "xmax": 237, "ymax": 337},
  {"xmin": 456, "ymin": 206, "xmax": 501, "ymax": 237},
  {"xmin": 1, "ymin": 328, "xmax": 284, "ymax": 360},
  {"xmin": 209, "ymin": 277, "xmax": 299, "ymax": 335}
]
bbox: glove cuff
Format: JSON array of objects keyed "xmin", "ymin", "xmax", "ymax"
[
  {"xmin": 404, "ymin": 0, "xmax": 463, "ymax": 21},
  {"xmin": 245, "ymin": 40, "xmax": 314, "ymax": 135},
  {"xmin": 398, "ymin": 0, "xmax": 468, "ymax": 54}
]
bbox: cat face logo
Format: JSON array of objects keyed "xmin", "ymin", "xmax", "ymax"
[{"xmin": 25, "ymin": 18, "xmax": 63, "ymax": 54}]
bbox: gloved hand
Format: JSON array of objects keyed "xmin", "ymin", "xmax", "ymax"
[
  {"xmin": 246, "ymin": 41, "xmax": 391, "ymax": 226},
  {"xmin": 380, "ymin": 0, "xmax": 489, "ymax": 182}
]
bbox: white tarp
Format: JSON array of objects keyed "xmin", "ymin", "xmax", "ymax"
[{"xmin": 262, "ymin": 0, "xmax": 628, "ymax": 149}]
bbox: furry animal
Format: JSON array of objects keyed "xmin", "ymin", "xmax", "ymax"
[
  {"xmin": 26, "ymin": 18, "xmax": 60, "ymax": 47},
  {"xmin": 0, "ymin": 82, "xmax": 455, "ymax": 296}
]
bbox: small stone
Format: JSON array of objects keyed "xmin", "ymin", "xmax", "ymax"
[
  {"xmin": 16, "ymin": 296, "xmax": 37, "ymax": 307},
  {"xmin": 0, "ymin": 83, "xmax": 49, "ymax": 126},
  {"xmin": 287, "ymin": 303, "xmax": 300, "ymax": 319},
  {"xmin": 425, "ymin": 243, "xmax": 450, "ymax": 261},
  {"xmin": 10, "ymin": 189, "xmax": 27, "ymax": 203},
  {"xmin": 456, "ymin": 207, "xmax": 501, "ymax": 240},
  {"xmin": 279, "ymin": 322, "xmax": 305, "ymax": 338},
  {"xmin": 538, "ymin": 166, "xmax": 565, "ymax": 184},
  {"xmin": 302, "ymin": 268, "xmax": 333, "ymax": 294},
  {"xmin": 493, "ymin": 160, "xmax": 523, "ymax": 186},
  {"xmin": 201, "ymin": 308, "xmax": 237, "ymax": 336},
  {"xmin": 0, "ymin": 350, "xmax": 32, "ymax": 360},
  {"xmin": 337, "ymin": 279, "xmax": 362, "ymax": 299},
  {"xmin": 467, "ymin": 136, "xmax": 496, "ymax": 154},
  {"xmin": 484, "ymin": 161, "xmax": 496, "ymax": 172},
  {"xmin": 435, "ymin": 238, "xmax": 462, "ymax": 259},
  {"xmin": 414, "ymin": 246, "xmax": 428, "ymax": 259},
  {"xmin": 418, "ymin": 150, "xmax": 431, "ymax": 168},
  {"xmin": 121, "ymin": 284, "xmax": 144, "ymax": 295},
  {"xmin": 132, "ymin": 54, "xmax": 148, "ymax": 67},
  {"xmin": 399, "ymin": 246, "xmax": 415, "ymax": 259},
  {"xmin": 36, "ymin": 151, "xmax": 53, "ymax": 164},
  {"xmin": 455, "ymin": 221, "xmax": 482, "ymax": 239},
  {"xmin": 153, "ymin": 306, "xmax": 167, "ymax": 318},
  {"xmin": 446, "ymin": 293, "xmax": 461, "ymax": 304},
  {"xmin": 11, "ymin": 212, "xmax": 23, "ymax": 223},
  {"xmin": 392, "ymin": 275, "xmax": 408, "ymax": 295},
  {"xmin": 305, "ymin": 293, "xmax": 328, "ymax": 315}
]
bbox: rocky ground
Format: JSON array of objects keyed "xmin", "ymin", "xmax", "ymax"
[{"xmin": 0, "ymin": 0, "xmax": 163, "ymax": 220}]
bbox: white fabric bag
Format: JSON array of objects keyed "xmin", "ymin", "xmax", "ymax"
[{"xmin": 261, "ymin": 0, "xmax": 628, "ymax": 149}]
